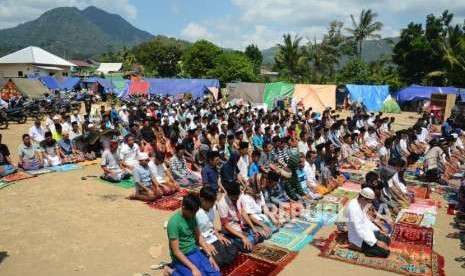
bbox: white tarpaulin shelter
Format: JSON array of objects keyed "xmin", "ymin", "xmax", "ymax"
[
  {"xmin": 0, "ymin": 46, "xmax": 75, "ymax": 67},
  {"xmin": 96, "ymin": 63, "xmax": 122, "ymax": 73}
]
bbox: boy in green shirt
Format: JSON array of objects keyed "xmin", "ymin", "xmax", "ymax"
[{"xmin": 167, "ymin": 193, "xmax": 220, "ymax": 276}]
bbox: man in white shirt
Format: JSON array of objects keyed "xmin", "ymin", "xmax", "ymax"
[
  {"xmin": 29, "ymin": 119, "xmax": 46, "ymax": 143},
  {"xmin": 237, "ymin": 142, "xmax": 250, "ymax": 184},
  {"xmin": 118, "ymin": 135, "xmax": 140, "ymax": 173},
  {"xmin": 346, "ymin": 187, "xmax": 391, "ymax": 258}
]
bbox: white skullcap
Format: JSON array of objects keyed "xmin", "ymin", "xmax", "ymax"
[{"xmin": 360, "ymin": 187, "xmax": 375, "ymax": 200}]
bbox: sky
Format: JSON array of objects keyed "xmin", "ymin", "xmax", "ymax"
[{"xmin": 0, "ymin": 0, "xmax": 464, "ymax": 50}]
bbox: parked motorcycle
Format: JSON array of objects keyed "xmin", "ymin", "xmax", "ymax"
[
  {"xmin": 1, "ymin": 107, "xmax": 27, "ymax": 124},
  {"xmin": 0, "ymin": 109, "xmax": 8, "ymax": 129},
  {"xmin": 23, "ymin": 101, "xmax": 45, "ymax": 120}
]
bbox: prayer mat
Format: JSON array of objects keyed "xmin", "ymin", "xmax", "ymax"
[
  {"xmin": 1, "ymin": 171, "xmax": 34, "ymax": 183},
  {"xmin": 248, "ymin": 243, "xmax": 297, "ymax": 266},
  {"xmin": 0, "ymin": 180, "xmax": 13, "ymax": 189},
  {"xmin": 48, "ymin": 164, "xmax": 83, "ymax": 172},
  {"xmin": 323, "ymin": 195, "xmax": 349, "ymax": 206},
  {"xmin": 183, "ymin": 184, "xmax": 202, "ymax": 194},
  {"xmin": 331, "ymin": 188, "xmax": 359, "ymax": 200},
  {"xmin": 26, "ymin": 168, "xmax": 53, "ymax": 176},
  {"xmin": 409, "ymin": 186, "xmax": 430, "ymax": 199},
  {"xmin": 279, "ymin": 218, "xmax": 320, "ymax": 236},
  {"xmin": 319, "ymin": 231, "xmax": 445, "ymax": 276},
  {"xmin": 146, "ymin": 190, "xmax": 188, "ymax": 211},
  {"xmin": 420, "ymin": 212, "xmax": 436, "ymax": 228},
  {"xmin": 98, "ymin": 177, "xmax": 135, "ymax": 189},
  {"xmin": 221, "ymin": 253, "xmax": 287, "ymax": 276},
  {"xmin": 265, "ymin": 231, "xmax": 315, "ymax": 252},
  {"xmin": 347, "ymin": 173, "xmax": 365, "ymax": 184},
  {"xmin": 78, "ymin": 159, "xmax": 101, "ymax": 166},
  {"xmin": 413, "ymin": 198, "xmax": 441, "ymax": 209},
  {"xmin": 340, "ymin": 181, "xmax": 362, "ymax": 192},
  {"xmin": 391, "ymin": 224, "xmax": 433, "ymax": 248},
  {"xmin": 397, "ymin": 212, "xmax": 424, "ymax": 226}
]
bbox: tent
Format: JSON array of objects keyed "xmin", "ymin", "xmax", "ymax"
[
  {"xmin": 346, "ymin": 84, "xmax": 389, "ymax": 112},
  {"xmin": 2, "ymin": 78, "xmax": 49, "ymax": 98},
  {"xmin": 147, "ymin": 78, "xmax": 216, "ymax": 99},
  {"xmin": 380, "ymin": 95, "xmax": 401, "ymax": 113},
  {"xmin": 292, "ymin": 84, "xmax": 336, "ymax": 112},
  {"xmin": 129, "ymin": 78, "xmax": 149, "ymax": 96},
  {"xmin": 95, "ymin": 63, "xmax": 122, "ymax": 73},
  {"xmin": 227, "ymin": 82, "xmax": 265, "ymax": 103},
  {"xmin": 39, "ymin": 76, "xmax": 61, "ymax": 90},
  {"xmin": 263, "ymin": 82, "xmax": 294, "ymax": 108},
  {"xmin": 83, "ymin": 77, "xmax": 115, "ymax": 93},
  {"xmin": 396, "ymin": 85, "xmax": 463, "ymax": 102},
  {"xmin": 61, "ymin": 77, "xmax": 81, "ymax": 90}
]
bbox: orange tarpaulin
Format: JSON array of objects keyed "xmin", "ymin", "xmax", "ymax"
[{"xmin": 293, "ymin": 84, "xmax": 336, "ymax": 112}]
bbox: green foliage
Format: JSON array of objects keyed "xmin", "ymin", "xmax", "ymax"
[
  {"xmin": 245, "ymin": 44, "xmax": 263, "ymax": 74},
  {"xmin": 181, "ymin": 40, "xmax": 222, "ymax": 78},
  {"xmin": 274, "ymin": 34, "xmax": 308, "ymax": 82},
  {"xmin": 393, "ymin": 10, "xmax": 465, "ymax": 86},
  {"xmin": 337, "ymin": 58, "xmax": 369, "ymax": 84},
  {"xmin": 132, "ymin": 37, "xmax": 188, "ymax": 77},
  {"xmin": 345, "ymin": 9, "xmax": 383, "ymax": 57},
  {"xmin": 207, "ymin": 52, "xmax": 256, "ymax": 83}
]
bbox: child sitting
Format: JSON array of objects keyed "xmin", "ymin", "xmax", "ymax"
[{"xmin": 149, "ymin": 151, "xmax": 180, "ymax": 196}]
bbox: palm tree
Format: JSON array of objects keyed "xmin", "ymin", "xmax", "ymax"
[
  {"xmin": 345, "ymin": 9, "xmax": 383, "ymax": 57},
  {"xmin": 274, "ymin": 34, "xmax": 307, "ymax": 82}
]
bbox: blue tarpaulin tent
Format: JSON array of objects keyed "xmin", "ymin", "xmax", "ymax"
[
  {"xmin": 39, "ymin": 76, "xmax": 61, "ymax": 90},
  {"xmin": 396, "ymin": 85, "xmax": 464, "ymax": 102},
  {"xmin": 60, "ymin": 77, "xmax": 81, "ymax": 90},
  {"xmin": 83, "ymin": 77, "xmax": 115, "ymax": 92},
  {"xmin": 147, "ymin": 78, "xmax": 218, "ymax": 98},
  {"xmin": 346, "ymin": 84, "xmax": 389, "ymax": 112}
]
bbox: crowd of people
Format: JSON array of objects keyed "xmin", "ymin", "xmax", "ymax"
[{"xmin": 1, "ymin": 94, "xmax": 465, "ymax": 275}]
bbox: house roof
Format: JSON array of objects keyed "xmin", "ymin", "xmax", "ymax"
[
  {"xmin": 96, "ymin": 63, "xmax": 122, "ymax": 73},
  {"xmin": 0, "ymin": 46, "xmax": 75, "ymax": 67},
  {"xmin": 70, "ymin": 60, "xmax": 91, "ymax": 67}
]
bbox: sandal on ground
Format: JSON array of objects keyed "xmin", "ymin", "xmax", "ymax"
[
  {"xmin": 455, "ymin": 256, "xmax": 465, "ymax": 262},
  {"xmin": 447, "ymin": 233, "xmax": 461, "ymax": 239}
]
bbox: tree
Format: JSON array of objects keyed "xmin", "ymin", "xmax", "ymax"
[
  {"xmin": 181, "ymin": 40, "xmax": 222, "ymax": 78},
  {"xmin": 345, "ymin": 9, "xmax": 383, "ymax": 57},
  {"xmin": 244, "ymin": 44, "xmax": 263, "ymax": 74},
  {"xmin": 132, "ymin": 37, "xmax": 187, "ymax": 77},
  {"xmin": 207, "ymin": 52, "xmax": 256, "ymax": 83},
  {"xmin": 337, "ymin": 58, "xmax": 369, "ymax": 84},
  {"xmin": 274, "ymin": 34, "xmax": 307, "ymax": 82}
]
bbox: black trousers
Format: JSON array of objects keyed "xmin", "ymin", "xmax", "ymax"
[{"xmin": 361, "ymin": 231, "xmax": 391, "ymax": 258}]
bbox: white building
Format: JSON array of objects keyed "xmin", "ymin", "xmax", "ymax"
[{"xmin": 0, "ymin": 46, "xmax": 75, "ymax": 78}]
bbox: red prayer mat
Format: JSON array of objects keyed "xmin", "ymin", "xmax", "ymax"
[
  {"xmin": 221, "ymin": 253, "xmax": 291, "ymax": 276},
  {"xmin": 319, "ymin": 231, "xmax": 445, "ymax": 276},
  {"xmin": 146, "ymin": 189, "xmax": 189, "ymax": 211},
  {"xmin": 1, "ymin": 171, "xmax": 34, "ymax": 183},
  {"xmin": 391, "ymin": 224, "xmax": 434, "ymax": 248},
  {"xmin": 247, "ymin": 243, "xmax": 297, "ymax": 265},
  {"xmin": 409, "ymin": 186, "xmax": 430, "ymax": 199}
]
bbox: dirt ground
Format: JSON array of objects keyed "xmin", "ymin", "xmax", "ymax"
[{"xmin": 0, "ymin": 112, "xmax": 463, "ymax": 276}]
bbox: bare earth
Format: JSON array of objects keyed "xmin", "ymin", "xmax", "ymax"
[{"xmin": 0, "ymin": 112, "xmax": 463, "ymax": 276}]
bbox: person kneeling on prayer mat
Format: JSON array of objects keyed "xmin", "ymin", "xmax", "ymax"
[
  {"xmin": 128, "ymin": 152, "xmax": 162, "ymax": 202},
  {"xmin": 0, "ymin": 134, "xmax": 16, "ymax": 177},
  {"xmin": 217, "ymin": 181, "xmax": 260, "ymax": 252},
  {"xmin": 196, "ymin": 187, "xmax": 239, "ymax": 268},
  {"xmin": 58, "ymin": 132, "xmax": 85, "ymax": 163},
  {"xmin": 347, "ymin": 187, "xmax": 391, "ymax": 258},
  {"xmin": 40, "ymin": 131, "xmax": 62, "ymax": 167},
  {"xmin": 166, "ymin": 193, "xmax": 220, "ymax": 276},
  {"xmin": 149, "ymin": 151, "xmax": 179, "ymax": 196},
  {"xmin": 18, "ymin": 134, "xmax": 43, "ymax": 171},
  {"xmin": 101, "ymin": 140, "xmax": 130, "ymax": 183}
]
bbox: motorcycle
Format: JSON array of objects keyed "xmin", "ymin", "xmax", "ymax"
[
  {"xmin": 1, "ymin": 107, "xmax": 27, "ymax": 124},
  {"xmin": 0, "ymin": 109, "xmax": 8, "ymax": 129}
]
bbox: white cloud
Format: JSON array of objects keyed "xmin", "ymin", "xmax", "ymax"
[
  {"xmin": 0, "ymin": 0, "xmax": 137, "ymax": 28},
  {"xmin": 181, "ymin": 22, "xmax": 215, "ymax": 41}
]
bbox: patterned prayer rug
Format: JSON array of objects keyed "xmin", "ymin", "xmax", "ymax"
[
  {"xmin": 331, "ymin": 188, "xmax": 359, "ymax": 200},
  {"xmin": 98, "ymin": 177, "xmax": 135, "ymax": 189},
  {"xmin": 1, "ymin": 171, "xmax": 34, "ymax": 183},
  {"xmin": 340, "ymin": 181, "xmax": 362, "ymax": 192},
  {"xmin": 26, "ymin": 168, "xmax": 53, "ymax": 176},
  {"xmin": 301, "ymin": 202, "xmax": 342, "ymax": 225},
  {"xmin": 247, "ymin": 243, "xmax": 297, "ymax": 265},
  {"xmin": 265, "ymin": 231, "xmax": 314, "ymax": 252},
  {"xmin": 391, "ymin": 224, "xmax": 433, "ymax": 248},
  {"xmin": 397, "ymin": 212, "xmax": 424, "ymax": 226},
  {"xmin": 221, "ymin": 253, "xmax": 289, "ymax": 276},
  {"xmin": 0, "ymin": 180, "xmax": 12, "ymax": 189},
  {"xmin": 49, "ymin": 164, "xmax": 83, "ymax": 172},
  {"xmin": 146, "ymin": 189, "xmax": 189, "ymax": 211},
  {"xmin": 319, "ymin": 231, "xmax": 445, "ymax": 276},
  {"xmin": 347, "ymin": 173, "xmax": 365, "ymax": 184}
]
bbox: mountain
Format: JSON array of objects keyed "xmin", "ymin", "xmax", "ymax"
[
  {"xmin": 0, "ymin": 6, "xmax": 153, "ymax": 59},
  {"xmin": 261, "ymin": 37, "xmax": 400, "ymax": 65}
]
